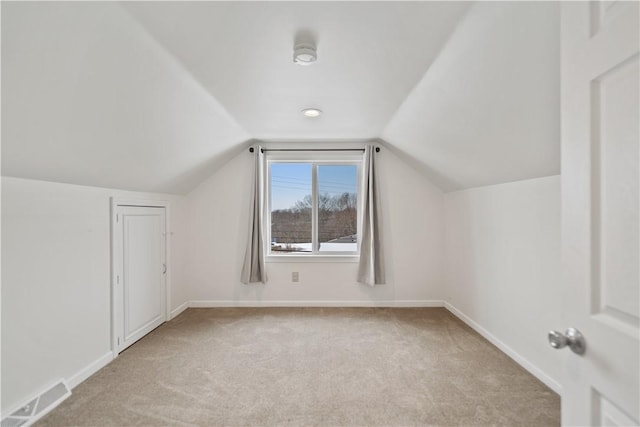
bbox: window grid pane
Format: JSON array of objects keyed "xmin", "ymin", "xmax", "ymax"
[
  {"xmin": 317, "ymin": 164, "xmax": 358, "ymax": 252},
  {"xmin": 270, "ymin": 163, "xmax": 312, "ymax": 253},
  {"xmin": 269, "ymin": 161, "xmax": 359, "ymax": 255}
]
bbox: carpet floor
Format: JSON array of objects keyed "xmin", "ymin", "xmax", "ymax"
[{"xmin": 37, "ymin": 308, "xmax": 560, "ymax": 426}]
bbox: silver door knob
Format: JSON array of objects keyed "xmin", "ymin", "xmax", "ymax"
[{"xmin": 548, "ymin": 328, "xmax": 586, "ymax": 355}]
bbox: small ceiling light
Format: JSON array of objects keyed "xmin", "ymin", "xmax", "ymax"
[
  {"xmin": 302, "ymin": 108, "xmax": 322, "ymax": 118},
  {"xmin": 293, "ymin": 43, "xmax": 317, "ymax": 66}
]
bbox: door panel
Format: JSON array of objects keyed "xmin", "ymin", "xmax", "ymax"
[
  {"xmin": 593, "ymin": 392, "xmax": 639, "ymax": 427},
  {"xmin": 124, "ymin": 212, "xmax": 164, "ymax": 341},
  {"xmin": 115, "ymin": 206, "xmax": 166, "ymax": 353},
  {"xmin": 561, "ymin": 1, "xmax": 639, "ymax": 425},
  {"xmin": 592, "ymin": 56, "xmax": 639, "ymax": 327},
  {"xmin": 590, "ymin": 1, "xmax": 631, "ymax": 37}
]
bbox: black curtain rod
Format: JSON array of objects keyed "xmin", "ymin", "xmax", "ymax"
[{"xmin": 249, "ymin": 147, "xmax": 380, "ymax": 153}]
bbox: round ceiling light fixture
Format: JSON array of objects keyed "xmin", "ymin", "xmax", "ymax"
[
  {"xmin": 302, "ymin": 108, "xmax": 322, "ymax": 118},
  {"xmin": 293, "ymin": 43, "xmax": 317, "ymax": 66}
]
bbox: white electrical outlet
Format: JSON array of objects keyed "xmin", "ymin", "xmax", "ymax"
[{"xmin": 292, "ymin": 272, "xmax": 299, "ymax": 282}]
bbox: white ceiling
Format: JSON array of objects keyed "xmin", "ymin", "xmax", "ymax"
[
  {"xmin": 2, "ymin": 2, "xmax": 250, "ymax": 194},
  {"xmin": 382, "ymin": 1, "xmax": 560, "ymax": 191},
  {"xmin": 121, "ymin": 1, "xmax": 471, "ymax": 140},
  {"xmin": 2, "ymin": 1, "xmax": 560, "ymax": 194}
]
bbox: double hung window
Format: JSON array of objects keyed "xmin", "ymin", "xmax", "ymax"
[{"xmin": 267, "ymin": 152, "xmax": 361, "ymax": 257}]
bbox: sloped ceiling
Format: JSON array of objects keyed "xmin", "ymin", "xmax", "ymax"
[
  {"xmin": 1, "ymin": 2, "xmax": 250, "ymax": 194},
  {"xmin": 382, "ymin": 1, "xmax": 560, "ymax": 191},
  {"xmin": 1, "ymin": 1, "xmax": 560, "ymax": 194}
]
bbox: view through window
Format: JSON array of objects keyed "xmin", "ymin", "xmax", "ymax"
[{"xmin": 270, "ymin": 162, "xmax": 359, "ymax": 254}]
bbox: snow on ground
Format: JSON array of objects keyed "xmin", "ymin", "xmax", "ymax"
[{"xmin": 271, "ymin": 242, "xmax": 357, "ymax": 253}]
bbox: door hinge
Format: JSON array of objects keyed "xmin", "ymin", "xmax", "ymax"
[
  {"xmin": 117, "ymin": 275, "xmax": 120, "ymax": 284},
  {"xmin": 117, "ymin": 337, "xmax": 120, "ymax": 345},
  {"xmin": 116, "ymin": 213, "xmax": 119, "ymax": 222}
]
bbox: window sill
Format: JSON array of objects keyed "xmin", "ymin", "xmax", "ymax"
[{"xmin": 266, "ymin": 254, "xmax": 360, "ymax": 263}]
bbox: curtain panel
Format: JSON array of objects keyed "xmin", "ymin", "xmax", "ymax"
[
  {"xmin": 241, "ymin": 146, "xmax": 267, "ymax": 284},
  {"xmin": 357, "ymin": 145, "xmax": 385, "ymax": 285}
]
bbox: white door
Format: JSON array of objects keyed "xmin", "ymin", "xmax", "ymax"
[
  {"xmin": 560, "ymin": 1, "xmax": 639, "ymax": 425},
  {"xmin": 114, "ymin": 205, "xmax": 167, "ymax": 353}
]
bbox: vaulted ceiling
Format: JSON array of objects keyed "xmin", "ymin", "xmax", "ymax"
[
  {"xmin": 1, "ymin": 1, "xmax": 560, "ymax": 194},
  {"xmin": 121, "ymin": 1, "xmax": 470, "ymax": 140}
]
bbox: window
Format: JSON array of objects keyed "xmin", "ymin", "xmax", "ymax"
[{"xmin": 267, "ymin": 153, "xmax": 361, "ymax": 257}]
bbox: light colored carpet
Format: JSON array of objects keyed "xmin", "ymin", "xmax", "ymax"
[{"xmin": 37, "ymin": 308, "xmax": 559, "ymax": 426}]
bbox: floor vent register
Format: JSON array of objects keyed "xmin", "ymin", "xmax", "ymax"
[{"xmin": 1, "ymin": 381, "xmax": 70, "ymax": 427}]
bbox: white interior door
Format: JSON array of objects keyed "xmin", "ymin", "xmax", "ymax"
[
  {"xmin": 114, "ymin": 205, "xmax": 167, "ymax": 353},
  {"xmin": 560, "ymin": 1, "xmax": 639, "ymax": 425}
]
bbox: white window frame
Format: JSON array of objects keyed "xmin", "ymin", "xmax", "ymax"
[{"xmin": 265, "ymin": 151, "xmax": 362, "ymax": 263}]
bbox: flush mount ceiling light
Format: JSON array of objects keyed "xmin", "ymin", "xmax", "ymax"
[
  {"xmin": 302, "ymin": 108, "xmax": 322, "ymax": 118},
  {"xmin": 293, "ymin": 43, "xmax": 317, "ymax": 66}
]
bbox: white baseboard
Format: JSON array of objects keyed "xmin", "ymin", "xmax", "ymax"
[
  {"xmin": 388, "ymin": 300, "xmax": 445, "ymax": 307},
  {"xmin": 170, "ymin": 301, "xmax": 189, "ymax": 319},
  {"xmin": 444, "ymin": 302, "xmax": 562, "ymax": 395},
  {"xmin": 67, "ymin": 351, "xmax": 114, "ymax": 389},
  {"xmin": 188, "ymin": 300, "xmax": 445, "ymax": 308}
]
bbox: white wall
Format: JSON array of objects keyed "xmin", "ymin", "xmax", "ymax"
[
  {"xmin": 185, "ymin": 146, "xmax": 445, "ymax": 305},
  {"xmin": 444, "ymin": 175, "xmax": 562, "ymax": 391},
  {"xmin": 1, "ymin": 177, "xmax": 188, "ymax": 414}
]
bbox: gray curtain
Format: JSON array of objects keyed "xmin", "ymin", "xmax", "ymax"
[
  {"xmin": 357, "ymin": 145, "xmax": 385, "ymax": 285},
  {"xmin": 241, "ymin": 146, "xmax": 267, "ymax": 284}
]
